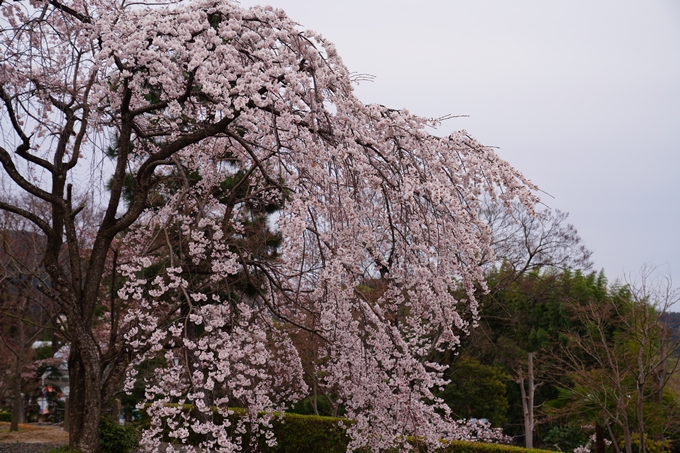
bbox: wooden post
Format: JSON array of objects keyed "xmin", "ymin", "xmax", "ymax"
[
  {"xmin": 63, "ymin": 397, "xmax": 69, "ymax": 432},
  {"xmin": 112, "ymin": 398, "xmax": 121, "ymax": 423},
  {"xmin": 19, "ymin": 393, "xmax": 25, "ymax": 424}
]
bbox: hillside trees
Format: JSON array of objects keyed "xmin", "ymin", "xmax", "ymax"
[
  {"xmin": 431, "ymin": 197, "xmax": 680, "ymax": 450},
  {"xmin": 459, "ymin": 202, "xmax": 593, "ymax": 448},
  {"xmin": 456, "ymin": 263, "xmax": 680, "ymax": 450},
  {"xmin": 465, "ymin": 269, "xmax": 603, "ymax": 447},
  {"xmin": 552, "ymin": 268, "xmax": 680, "ymax": 453},
  {"xmin": 0, "ymin": 0, "xmax": 537, "ymax": 451}
]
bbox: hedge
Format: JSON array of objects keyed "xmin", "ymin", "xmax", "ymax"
[
  {"xmin": 440, "ymin": 440, "xmax": 554, "ymax": 453},
  {"xmin": 4, "ymin": 406, "xmax": 557, "ymax": 453},
  {"xmin": 140, "ymin": 406, "xmax": 554, "ymax": 453},
  {"xmin": 265, "ymin": 412, "xmax": 350, "ymax": 453}
]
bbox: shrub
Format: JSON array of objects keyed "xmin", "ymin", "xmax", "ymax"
[
  {"xmin": 404, "ymin": 438, "xmax": 552, "ymax": 453},
  {"xmin": 442, "ymin": 441, "xmax": 554, "ymax": 453},
  {"xmin": 622, "ymin": 434, "xmax": 672, "ymax": 453},
  {"xmin": 99, "ymin": 416, "xmax": 140, "ymax": 453},
  {"xmin": 264, "ymin": 412, "xmax": 350, "ymax": 453},
  {"xmin": 139, "ymin": 405, "xmax": 557, "ymax": 453},
  {"xmin": 542, "ymin": 425, "xmax": 588, "ymax": 452}
]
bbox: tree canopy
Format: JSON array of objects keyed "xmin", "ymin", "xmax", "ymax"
[{"xmin": 0, "ymin": 0, "xmax": 537, "ymax": 451}]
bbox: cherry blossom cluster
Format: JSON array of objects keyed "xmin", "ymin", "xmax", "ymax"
[
  {"xmin": 1, "ymin": 0, "xmax": 537, "ymax": 450},
  {"xmin": 451, "ymin": 419, "xmax": 512, "ymax": 444}
]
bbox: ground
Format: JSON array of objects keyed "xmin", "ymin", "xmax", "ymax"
[{"xmin": 0, "ymin": 421, "xmax": 68, "ymax": 444}]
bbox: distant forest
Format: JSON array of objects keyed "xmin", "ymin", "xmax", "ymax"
[{"xmin": 663, "ymin": 312, "xmax": 680, "ymax": 343}]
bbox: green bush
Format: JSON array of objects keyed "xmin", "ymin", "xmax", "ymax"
[
  {"xmin": 438, "ymin": 356, "xmax": 511, "ymax": 426},
  {"xmin": 139, "ymin": 405, "xmax": 558, "ymax": 453},
  {"xmin": 542, "ymin": 425, "xmax": 588, "ymax": 451},
  {"xmin": 264, "ymin": 412, "xmax": 350, "ymax": 453},
  {"xmin": 622, "ymin": 434, "xmax": 672, "ymax": 453},
  {"xmin": 442, "ymin": 440, "xmax": 554, "ymax": 453},
  {"xmin": 141, "ymin": 407, "xmax": 350, "ymax": 453},
  {"xmin": 99, "ymin": 416, "xmax": 140, "ymax": 453},
  {"xmin": 0, "ymin": 412, "xmax": 11, "ymax": 422}
]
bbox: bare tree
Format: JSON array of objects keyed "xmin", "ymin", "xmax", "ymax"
[
  {"xmin": 624, "ymin": 266, "xmax": 680, "ymax": 453},
  {"xmin": 472, "ymin": 200, "xmax": 592, "ymax": 447},
  {"xmin": 553, "ymin": 266, "xmax": 680, "ymax": 453},
  {"xmin": 481, "ymin": 199, "xmax": 592, "ymax": 281}
]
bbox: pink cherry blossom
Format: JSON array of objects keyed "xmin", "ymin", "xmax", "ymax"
[{"xmin": 0, "ymin": 0, "xmax": 537, "ymax": 451}]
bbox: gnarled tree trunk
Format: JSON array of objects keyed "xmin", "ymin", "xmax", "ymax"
[{"xmin": 67, "ymin": 333, "xmax": 102, "ymax": 453}]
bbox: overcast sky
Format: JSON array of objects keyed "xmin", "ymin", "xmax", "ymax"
[{"xmin": 239, "ymin": 0, "xmax": 680, "ymax": 299}]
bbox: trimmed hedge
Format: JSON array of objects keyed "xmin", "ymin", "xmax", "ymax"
[
  {"xmin": 265, "ymin": 412, "xmax": 350, "ymax": 453},
  {"xmin": 141, "ymin": 407, "xmax": 349, "ymax": 452},
  {"xmin": 442, "ymin": 440, "xmax": 554, "ymax": 453},
  {"xmin": 140, "ymin": 406, "xmax": 554, "ymax": 453},
  {"xmin": 0, "ymin": 412, "xmax": 11, "ymax": 422}
]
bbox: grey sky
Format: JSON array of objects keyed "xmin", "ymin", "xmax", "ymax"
[{"xmin": 239, "ymin": 0, "xmax": 680, "ymax": 295}]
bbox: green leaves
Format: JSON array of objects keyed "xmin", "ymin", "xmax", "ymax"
[{"xmin": 439, "ymin": 356, "xmax": 511, "ymax": 427}]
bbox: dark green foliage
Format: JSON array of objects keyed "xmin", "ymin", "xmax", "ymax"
[
  {"xmin": 34, "ymin": 344, "xmax": 54, "ymax": 360},
  {"xmin": 105, "ymin": 172, "xmax": 137, "ymax": 207},
  {"xmin": 264, "ymin": 413, "xmax": 350, "ymax": 453},
  {"xmin": 441, "ymin": 440, "xmax": 554, "ymax": 453},
  {"xmin": 140, "ymin": 406, "xmax": 349, "ymax": 452},
  {"xmin": 456, "ymin": 268, "xmax": 615, "ymax": 440},
  {"xmin": 140, "ymin": 406, "xmax": 555, "ymax": 453},
  {"xmin": 406, "ymin": 438, "xmax": 554, "ymax": 453},
  {"xmin": 541, "ymin": 425, "xmax": 588, "ymax": 452},
  {"xmin": 439, "ymin": 356, "xmax": 510, "ymax": 426},
  {"xmin": 0, "ymin": 411, "xmax": 11, "ymax": 422},
  {"xmin": 99, "ymin": 416, "xmax": 140, "ymax": 453},
  {"xmin": 289, "ymin": 394, "xmax": 340, "ymax": 417}
]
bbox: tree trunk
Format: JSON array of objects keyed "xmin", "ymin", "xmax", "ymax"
[
  {"xmin": 595, "ymin": 423, "xmax": 606, "ymax": 453},
  {"xmin": 10, "ymin": 372, "xmax": 22, "ymax": 431},
  {"xmin": 606, "ymin": 421, "xmax": 621, "ymax": 453},
  {"xmin": 311, "ymin": 381, "xmax": 319, "ymax": 416},
  {"xmin": 518, "ymin": 352, "xmax": 535, "ymax": 449},
  {"xmin": 10, "ymin": 320, "xmax": 24, "ymax": 432},
  {"xmin": 68, "ymin": 338, "xmax": 102, "ymax": 453},
  {"xmin": 622, "ymin": 423, "xmax": 633, "ymax": 453},
  {"xmin": 637, "ymin": 350, "xmax": 646, "ymax": 453},
  {"xmin": 184, "ymin": 315, "xmax": 214, "ymax": 443},
  {"xmin": 651, "ymin": 336, "xmax": 668, "ymax": 442},
  {"xmin": 636, "ymin": 380, "xmax": 645, "ymax": 453},
  {"xmin": 64, "ymin": 398, "xmax": 69, "ymax": 432}
]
